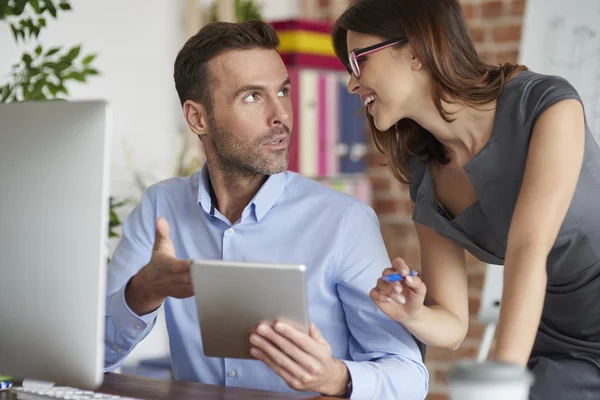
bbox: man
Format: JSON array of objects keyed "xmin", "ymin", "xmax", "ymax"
[{"xmin": 104, "ymin": 20, "xmax": 428, "ymax": 399}]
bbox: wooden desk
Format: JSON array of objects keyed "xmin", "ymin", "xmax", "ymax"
[{"xmin": 0, "ymin": 373, "xmax": 340, "ymax": 400}]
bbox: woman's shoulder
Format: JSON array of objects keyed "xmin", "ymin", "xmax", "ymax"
[{"xmin": 501, "ymin": 70, "xmax": 582, "ymax": 130}]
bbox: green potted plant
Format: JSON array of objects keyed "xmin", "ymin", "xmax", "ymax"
[{"xmin": 210, "ymin": 0, "xmax": 264, "ymax": 22}]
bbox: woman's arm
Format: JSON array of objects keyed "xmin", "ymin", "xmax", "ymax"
[
  {"xmin": 372, "ymin": 221, "xmax": 470, "ymax": 350},
  {"xmin": 493, "ymin": 98, "xmax": 586, "ymax": 366},
  {"xmin": 399, "ymin": 221, "xmax": 470, "ymax": 349}
]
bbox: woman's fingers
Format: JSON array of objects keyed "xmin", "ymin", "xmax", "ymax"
[
  {"xmin": 391, "ymin": 257, "xmax": 410, "ymax": 275},
  {"xmin": 403, "ymin": 274, "xmax": 427, "ymax": 297},
  {"xmin": 375, "ymin": 278, "xmax": 405, "ymax": 304}
]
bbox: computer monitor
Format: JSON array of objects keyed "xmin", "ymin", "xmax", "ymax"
[{"xmin": 0, "ymin": 100, "xmax": 112, "ymax": 389}]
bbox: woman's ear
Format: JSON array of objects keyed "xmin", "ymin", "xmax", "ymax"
[{"xmin": 408, "ymin": 46, "xmax": 423, "ymax": 71}]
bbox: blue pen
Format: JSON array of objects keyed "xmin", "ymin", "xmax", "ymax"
[
  {"xmin": 383, "ymin": 269, "xmax": 419, "ymax": 282},
  {"xmin": 0, "ymin": 380, "xmax": 12, "ymax": 391}
]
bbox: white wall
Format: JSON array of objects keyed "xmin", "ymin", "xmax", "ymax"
[
  {"xmin": 0, "ymin": 0, "xmax": 189, "ymax": 366},
  {"xmin": 0, "ymin": 0, "xmax": 187, "ymax": 200}
]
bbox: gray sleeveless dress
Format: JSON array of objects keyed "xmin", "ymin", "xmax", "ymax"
[{"xmin": 408, "ymin": 70, "xmax": 600, "ymax": 399}]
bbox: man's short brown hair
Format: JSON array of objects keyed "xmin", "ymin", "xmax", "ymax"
[{"xmin": 174, "ymin": 20, "xmax": 280, "ymax": 114}]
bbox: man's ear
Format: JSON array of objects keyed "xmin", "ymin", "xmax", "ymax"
[{"xmin": 183, "ymin": 100, "xmax": 211, "ymax": 137}]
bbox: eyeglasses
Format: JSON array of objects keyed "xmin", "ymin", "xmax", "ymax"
[{"xmin": 348, "ymin": 38, "xmax": 406, "ymax": 78}]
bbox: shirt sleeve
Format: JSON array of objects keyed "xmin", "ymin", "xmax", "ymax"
[
  {"xmin": 104, "ymin": 188, "xmax": 161, "ymax": 371},
  {"xmin": 334, "ymin": 202, "xmax": 429, "ymax": 400}
]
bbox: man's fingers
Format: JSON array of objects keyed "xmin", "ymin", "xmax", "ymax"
[
  {"xmin": 155, "ymin": 217, "xmax": 170, "ymax": 239},
  {"xmin": 249, "ymin": 332, "xmax": 313, "ymax": 385},
  {"xmin": 153, "ymin": 217, "xmax": 175, "ymax": 255},
  {"xmin": 253, "ymin": 324, "xmax": 322, "ymax": 375},
  {"xmin": 309, "ymin": 323, "xmax": 326, "ymax": 345},
  {"xmin": 174, "ymin": 283, "xmax": 194, "ymax": 299},
  {"xmin": 250, "ymin": 347, "xmax": 305, "ymax": 391},
  {"xmin": 169, "ymin": 259, "xmax": 191, "ymax": 275}
]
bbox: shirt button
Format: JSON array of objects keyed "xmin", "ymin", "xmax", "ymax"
[
  {"xmin": 226, "ymin": 228, "xmax": 235, "ymax": 235},
  {"xmin": 133, "ymin": 325, "xmax": 142, "ymax": 331},
  {"xmin": 115, "ymin": 347, "xmax": 122, "ymax": 353},
  {"xmin": 228, "ymin": 369, "xmax": 236, "ymax": 377}
]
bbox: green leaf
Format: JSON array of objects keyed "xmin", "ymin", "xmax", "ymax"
[
  {"xmin": 22, "ymin": 53, "xmax": 33, "ymax": 65},
  {"xmin": 35, "ymin": 45, "xmax": 43, "ymax": 56},
  {"xmin": 45, "ymin": 47, "xmax": 60, "ymax": 56},
  {"xmin": 46, "ymin": 1, "xmax": 57, "ymax": 17},
  {"xmin": 32, "ymin": 78, "xmax": 46, "ymax": 93},
  {"xmin": 65, "ymin": 44, "xmax": 80, "ymax": 61},
  {"xmin": 62, "ymin": 71, "xmax": 77, "ymax": 80},
  {"xmin": 30, "ymin": 0, "xmax": 41, "ymax": 13},
  {"xmin": 54, "ymin": 61, "xmax": 70, "ymax": 72},
  {"xmin": 58, "ymin": 2, "xmax": 71, "ymax": 11},
  {"xmin": 111, "ymin": 199, "xmax": 129, "ymax": 208},
  {"xmin": 0, "ymin": 85, "xmax": 12, "ymax": 102},
  {"xmin": 43, "ymin": 61, "xmax": 59, "ymax": 70},
  {"xmin": 73, "ymin": 72, "xmax": 86, "ymax": 82},
  {"xmin": 31, "ymin": 91, "xmax": 47, "ymax": 100},
  {"xmin": 27, "ymin": 20, "xmax": 36, "ymax": 39},
  {"xmin": 28, "ymin": 67, "xmax": 41, "ymax": 76},
  {"xmin": 47, "ymin": 82, "xmax": 59, "ymax": 96},
  {"xmin": 10, "ymin": 24, "xmax": 19, "ymax": 41},
  {"xmin": 22, "ymin": 84, "xmax": 31, "ymax": 100},
  {"xmin": 84, "ymin": 68, "xmax": 99, "ymax": 76},
  {"xmin": 0, "ymin": 1, "xmax": 8, "ymax": 19},
  {"xmin": 38, "ymin": 17, "xmax": 46, "ymax": 27},
  {"xmin": 57, "ymin": 84, "xmax": 68, "ymax": 95},
  {"xmin": 109, "ymin": 209, "xmax": 119, "ymax": 223},
  {"xmin": 13, "ymin": 0, "xmax": 27, "ymax": 16},
  {"xmin": 81, "ymin": 53, "xmax": 96, "ymax": 65}
]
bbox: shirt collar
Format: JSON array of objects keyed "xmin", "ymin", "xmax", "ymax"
[{"xmin": 196, "ymin": 163, "xmax": 287, "ymax": 222}]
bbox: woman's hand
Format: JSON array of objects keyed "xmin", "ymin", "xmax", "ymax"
[{"xmin": 369, "ymin": 257, "xmax": 427, "ymax": 322}]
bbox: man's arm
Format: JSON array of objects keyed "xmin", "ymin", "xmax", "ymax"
[
  {"xmin": 104, "ymin": 189, "xmax": 158, "ymax": 371},
  {"xmin": 335, "ymin": 202, "xmax": 429, "ymax": 400}
]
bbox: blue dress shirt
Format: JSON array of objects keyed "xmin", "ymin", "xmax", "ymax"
[{"xmin": 104, "ymin": 166, "xmax": 429, "ymax": 399}]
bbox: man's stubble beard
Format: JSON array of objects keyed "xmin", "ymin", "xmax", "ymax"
[{"xmin": 207, "ymin": 114, "xmax": 290, "ymax": 177}]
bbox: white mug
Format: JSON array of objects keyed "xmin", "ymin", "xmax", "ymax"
[{"xmin": 448, "ymin": 360, "xmax": 534, "ymax": 400}]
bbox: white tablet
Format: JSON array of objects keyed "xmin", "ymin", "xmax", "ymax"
[{"xmin": 190, "ymin": 259, "xmax": 309, "ymax": 359}]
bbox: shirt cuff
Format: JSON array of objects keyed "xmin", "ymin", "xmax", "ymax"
[
  {"xmin": 341, "ymin": 360, "xmax": 376, "ymax": 400},
  {"xmin": 109, "ymin": 281, "xmax": 160, "ymax": 340}
]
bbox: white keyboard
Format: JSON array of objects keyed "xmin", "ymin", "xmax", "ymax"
[{"xmin": 10, "ymin": 386, "xmax": 143, "ymax": 400}]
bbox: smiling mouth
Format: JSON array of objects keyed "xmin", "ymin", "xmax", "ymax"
[{"xmin": 363, "ymin": 94, "xmax": 377, "ymax": 107}]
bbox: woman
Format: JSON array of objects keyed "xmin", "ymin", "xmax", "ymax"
[{"xmin": 332, "ymin": 0, "xmax": 600, "ymax": 398}]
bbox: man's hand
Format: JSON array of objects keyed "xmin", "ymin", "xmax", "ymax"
[
  {"xmin": 125, "ymin": 217, "xmax": 193, "ymax": 316},
  {"xmin": 249, "ymin": 322, "xmax": 350, "ymax": 397}
]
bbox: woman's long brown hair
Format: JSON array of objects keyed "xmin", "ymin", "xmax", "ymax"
[{"xmin": 332, "ymin": 0, "xmax": 527, "ymax": 183}]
